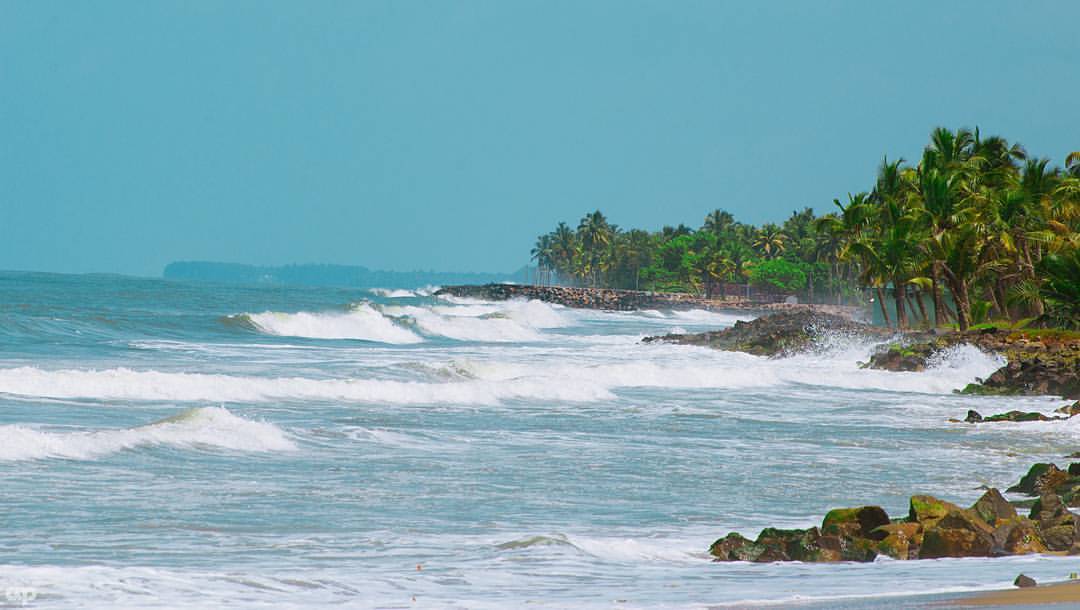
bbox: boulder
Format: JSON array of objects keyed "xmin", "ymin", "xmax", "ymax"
[
  {"xmin": 908, "ymin": 495, "xmax": 960, "ymax": 527},
  {"xmin": 1056, "ymin": 401, "xmax": 1080, "ymax": 417},
  {"xmin": 710, "ymin": 528, "xmax": 845, "ymax": 563},
  {"xmin": 816, "ymin": 533, "xmax": 878, "ymax": 562},
  {"xmin": 1030, "ymin": 493, "xmax": 1079, "ymax": 551},
  {"xmin": 709, "ymin": 532, "xmax": 763, "ymax": 562},
  {"xmin": 919, "ymin": 509, "xmax": 995, "ymax": 558},
  {"xmin": 821, "ymin": 506, "xmax": 890, "ymax": 540},
  {"xmin": 971, "ymin": 488, "xmax": 1018, "ymax": 526},
  {"xmin": 872, "ymin": 522, "xmax": 922, "ymax": 560},
  {"xmin": 866, "ymin": 344, "xmax": 932, "ymax": 372},
  {"xmin": 992, "ymin": 518, "xmax": 1048, "ymax": 555},
  {"xmin": 1014, "ymin": 574, "xmax": 1037, "ymax": 588},
  {"xmin": 1008, "ymin": 463, "xmax": 1068, "ymax": 496}
]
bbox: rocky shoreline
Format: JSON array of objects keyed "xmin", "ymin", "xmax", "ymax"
[
  {"xmin": 435, "ymin": 284, "xmax": 863, "ymax": 318},
  {"xmin": 710, "ymin": 462, "xmax": 1080, "ymax": 563},
  {"xmin": 644, "ymin": 311, "xmax": 1080, "ymax": 399},
  {"xmin": 862, "ymin": 328, "xmax": 1080, "ymax": 400}
]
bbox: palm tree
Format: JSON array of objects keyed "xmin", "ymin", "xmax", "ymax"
[
  {"xmin": 1066, "ymin": 152, "xmax": 1080, "ymax": 178},
  {"xmin": 549, "ymin": 222, "xmax": 577, "ymax": 284},
  {"xmin": 753, "ymin": 225, "xmax": 788, "ymax": 259},
  {"xmin": 577, "ymin": 211, "xmax": 613, "ymax": 287},
  {"xmin": 703, "ymin": 210, "xmax": 735, "ymax": 235},
  {"xmin": 530, "ymin": 234, "xmax": 554, "ymax": 286}
]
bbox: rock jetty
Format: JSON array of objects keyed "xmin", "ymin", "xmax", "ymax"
[
  {"xmin": 435, "ymin": 284, "xmax": 863, "ymax": 317},
  {"xmin": 710, "ymin": 462, "xmax": 1080, "ymax": 563}
]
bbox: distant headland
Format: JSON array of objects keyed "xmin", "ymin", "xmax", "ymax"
[{"xmin": 163, "ymin": 261, "xmax": 528, "ymax": 289}]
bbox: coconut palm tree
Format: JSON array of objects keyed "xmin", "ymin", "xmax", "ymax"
[
  {"xmin": 1066, "ymin": 152, "xmax": 1080, "ymax": 178},
  {"xmin": 703, "ymin": 210, "xmax": 735, "ymax": 236},
  {"xmin": 752, "ymin": 225, "xmax": 788, "ymax": 259},
  {"xmin": 530, "ymin": 234, "xmax": 554, "ymax": 286}
]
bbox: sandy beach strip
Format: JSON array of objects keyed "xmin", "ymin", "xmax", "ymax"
[{"xmin": 953, "ymin": 579, "xmax": 1080, "ymax": 606}]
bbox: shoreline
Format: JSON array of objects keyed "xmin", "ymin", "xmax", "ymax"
[
  {"xmin": 950, "ymin": 579, "xmax": 1080, "ymax": 607},
  {"xmin": 435, "ymin": 283, "xmax": 864, "ymax": 318}
]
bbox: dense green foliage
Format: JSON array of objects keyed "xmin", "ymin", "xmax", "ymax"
[{"xmin": 531, "ymin": 127, "xmax": 1079, "ymax": 330}]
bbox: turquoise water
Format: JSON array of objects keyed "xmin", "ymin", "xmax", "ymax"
[{"xmin": 2, "ymin": 271, "xmax": 1078, "ymax": 608}]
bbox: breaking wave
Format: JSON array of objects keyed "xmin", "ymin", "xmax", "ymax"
[
  {"xmin": 234, "ymin": 298, "xmax": 570, "ymax": 344},
  {"xmin": 0, "ymin": 407, "xmax": 295, "ymax": 462},
  {"xmin": 234, "ymin": 303, "xmax": 423, "ymax": 344},
  {"xmin": 0, "ymin": 366, "xmax": 613, "ymax": 405}
]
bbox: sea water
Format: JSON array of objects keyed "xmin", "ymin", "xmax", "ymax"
[{"xmin": 1, "ymin": 271, "xmax": 1077, "ymax": 608}]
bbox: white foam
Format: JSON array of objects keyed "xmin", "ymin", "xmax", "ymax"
[
  {"xmin": 242, "ymin": 303, "xmax": 422, "ymax": 343},
  {"xmin": 0, "ymin": 407, "xmax": 295, "ymax": 461},
  {"xmin": 367, "ymin": 287, "xmax": 417, "ymax": 298},
  {"xmin": 383, "ymin": 298, "xmax": 569, "ymax": 342},
  {"xmin": 0, "ymin": 366, "xmax": 613, "ymax": 405}
]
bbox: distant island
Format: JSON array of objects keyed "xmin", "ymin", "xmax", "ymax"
[{"xmin": 163, "ymin": 261, "xmax": 528, "ymax": 289}]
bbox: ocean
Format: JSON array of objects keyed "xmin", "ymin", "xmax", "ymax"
[{"xmin": 1, "ymin": 270, "xmax": 1077, "ymax": 608}]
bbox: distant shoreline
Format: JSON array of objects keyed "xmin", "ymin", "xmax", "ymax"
[{"xmin": 436, "ymin": 283, "xmax": 865, "ymax": 319}]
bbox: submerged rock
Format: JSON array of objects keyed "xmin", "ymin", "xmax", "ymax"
[{"xmin": 961, "ymin": 409, "xmax": 1065, "ymax": 424}]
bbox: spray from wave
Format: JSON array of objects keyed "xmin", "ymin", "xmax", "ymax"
[{"xmin": 0, "ymin": 407, "xmax": 295, "ymax": 462}]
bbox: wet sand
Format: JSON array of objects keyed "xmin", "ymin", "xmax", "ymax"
[{"xmin": 954, "ymin": 579, "xmax": 1080, "ymax": 606}]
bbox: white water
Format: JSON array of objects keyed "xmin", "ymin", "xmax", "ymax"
[
  {"xmin": 6, "ymin": 274, "xmax": 1080, "ymax": 609},
  {"xmin": 0, "ymin": 407, "xmax": 294, "ymax": 461},
  {"xmin": 243, "ymin": 303, "xmax": 423, "ymax": 343}
]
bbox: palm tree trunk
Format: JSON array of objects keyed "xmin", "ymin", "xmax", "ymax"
[
  {"xmin": 876, "ymin": 286, "xmax": 892, "ymax": 327},
  {"xmin": 893, "ymin": 282, "xmax": 908, "ymax": 329},
  {"xmin": 986, "ymin": 285, "xmax": 1004, "ymax": 322},
  {"xmin": 911, "ymin": 290, "xmax": 928, "ymax": 324},
  {"xmin": 942, "ymin": 270, "xmax": 971, "ymax": 331},
  {"xmin": 931, "ymin": 263, "xmax": 946, "ymax": 327}
]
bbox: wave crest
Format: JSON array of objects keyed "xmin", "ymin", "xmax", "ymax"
[
  {"xmin": 235, "ymin": 303, "xmax": 423, "ymax": 344},
  {"xmin": 0, "ymin": 407, "xmax": 295, "ymax": 462}
]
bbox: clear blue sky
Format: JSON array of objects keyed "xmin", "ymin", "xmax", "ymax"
[{"xmin": 1, "ymin": 1, "xmax": 1077, "ymax": 276}]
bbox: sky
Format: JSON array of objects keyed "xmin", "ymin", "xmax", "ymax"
[{"xmin": 1, "ymin": 1, "xmax": 1078, "ymax": 276}]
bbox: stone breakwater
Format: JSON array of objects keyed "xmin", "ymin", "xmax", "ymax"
[
  {"xmin": 435, "ymin": 284, "xmax": 864, "ymax": 318},
  {"xmin": 710, "ymin": 463, "xmax": 1080, "ymax": 563}
]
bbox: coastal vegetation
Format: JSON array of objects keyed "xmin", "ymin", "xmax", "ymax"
[{"xmin": 530, "ymin": 128, "xmax": 1080, "ymax": 330}]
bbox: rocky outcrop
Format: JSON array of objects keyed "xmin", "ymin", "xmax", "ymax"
[
  {"xmin": 969, "ymin": 357, "xmax": 1080, "ymax": 399},
  {"xmin": 863, "ymin": 328, "xmax": 1080, "ymax": 399},
  {"xmin": 710, "ymin": 464, "xmax": 1080, "ymax": 563},
  {"xmin": 435, "ymin": 284, "xmax": 864, "ymax": 317},
  {"xmin": 643, "ymin": 311, "xmax": 888, "ymax": 357}
]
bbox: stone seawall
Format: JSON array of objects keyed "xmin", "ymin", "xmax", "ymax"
[{"xmin": 435, "ymin": 284, "xmax": 864, "ymax": 319}]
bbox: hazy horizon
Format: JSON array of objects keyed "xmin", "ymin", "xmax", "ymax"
[{"xmin": 3, "ymin": 1, "xmax": 1078, "ymax": 276}]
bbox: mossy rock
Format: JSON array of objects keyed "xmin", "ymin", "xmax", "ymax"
[
  {"xmin": 872, "ymin": 522, "xmax": 922, "ymax": 560},
  {"xmin": 908, "ymin": 495, "xmax": 960, "ymax": 526},
  {"xmin": 821, "ymin": 506, "xmax": 890, "ymax": 540},
  {"xmin": 971, "ymin": 488, "xmax": 1018, "ymax": 526}
]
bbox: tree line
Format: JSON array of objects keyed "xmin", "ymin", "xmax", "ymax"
[{"xmin": 531, "ymin": 127, "xmax": 1080, "ymax": 330}]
